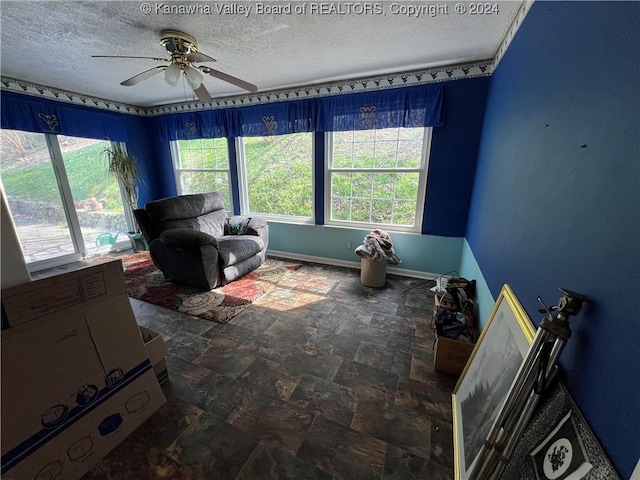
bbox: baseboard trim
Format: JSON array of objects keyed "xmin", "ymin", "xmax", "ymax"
[{"xmin": 267, "ymin": 250, "xmax": 446, "ymax": 281}]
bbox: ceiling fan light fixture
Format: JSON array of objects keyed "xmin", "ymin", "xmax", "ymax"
[
  {"xmin": 184, "ymin": 66, "xmax": 203, "ymax": 89},
  {"xmin": 164, "ymin": 63, "xmax": 181, "ymax": 87}
]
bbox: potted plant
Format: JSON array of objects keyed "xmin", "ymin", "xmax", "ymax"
[{"xmin": 101, "ymin": 145, "xmax": 147, "ymax": 252}]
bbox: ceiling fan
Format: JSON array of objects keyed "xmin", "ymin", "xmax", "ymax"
[{"xmin": 92, "ymin": 30, "xmax": 258, "ymax": 101}]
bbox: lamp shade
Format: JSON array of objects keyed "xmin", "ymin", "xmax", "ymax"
[
  {"xmin": 164, "ymin": 63, "xmax": 181, "ymax": 87},
  {"xmin": 184, "ymin": 66, "xmax": 203, "ymax": 90}
]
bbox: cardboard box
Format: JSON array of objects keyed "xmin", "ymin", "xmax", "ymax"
[
  {"xmin": 139, "ymin": 326, "xmax": 169, "ymax": 385},
  {"xmin": 1, "ymin": 261, "xmax": 166, "ymax": 480},
  {"xmin": 434, "ymin": 336, "xmax": 476, "ymax": 376}
]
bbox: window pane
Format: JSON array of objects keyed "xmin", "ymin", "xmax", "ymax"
[
  {"xmin": 173, "ymin": 138, "xmax": 231, "ymax": 207},
  {"xmin": 351, "ymin": 198, "xmax": 371, "ymax": 222},
  {"xmin": 373, "ymin": 141, "xmax": 398, "ymax": 168},
  {"xmin": 58, "ymin": 135, "xmax": 127, "ymax": 256},
  {"xmin": 394, "ymin": 172, "xmax": 420, "ymax": 199},
  {"xmin": 177, "ymin": 138, "xmax": 229, "ymax": 170},
  {"xmin": 179, "ymin": 171, "xmax": 231, "ymax": 206},
  {"xmin": 332, "ymin": 142, "xmax": 354, "ymax": 169},
  {"xmin": 371, "ymin": 199, "xmax": 393, "ymax": 224},
  {"xmin": 331, "ymin": 173, "xmax": 352, "ymax": 197},
  {"xmin": 372, "ymin": 172, "xmax": 396, "ymax": 199},
  {"xmin": 396, "ymin": 139, "xmax": 423, "ymax": 168},
  {"xmin": 331, "ymin": 196, "xmax": 351, "ymax": 221},
  {"xmin": 1, "ymin": 130, "xmax": 76, "ymax": 262},
  {"xmin": 393, "ymin": 200, "xmax": 416, "ymax": 226},
  {"xmin": 374, "ymin": 128, "xmax": 399, "ymax": 141},
  {"xmin": 243, "ymin": 133, "xmax": 313, "ymax": 217},
  {"xmin": 327, "ymin": 127, "xmax": 428, "ymax": 230}
]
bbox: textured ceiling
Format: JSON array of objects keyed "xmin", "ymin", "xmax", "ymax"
[{"xmin": 1, "ymin": 1, "xmax": 524, "ymax": 107}]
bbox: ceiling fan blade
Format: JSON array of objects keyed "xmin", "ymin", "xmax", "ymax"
[
  {"xmin": 200, "ymin": 67, "xmax": 257, "ymax": 93},
  {"xmin": 186, "ymin": 51, "xmax": 216, "ymax": 63},
  {"xmin": 92, "ymin": 55, "xmax": 167, "ymax": 62},
  {"xmin": 193, "ymin": 84, "xmax": 212, "ymax": 102},
  {"xmin": 121, "ymin": 66, "xmax": 167, "ymax": 86}
]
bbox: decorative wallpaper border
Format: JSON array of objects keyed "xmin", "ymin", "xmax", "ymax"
[
  {"xmin": 492, "ymin": 0, "xmax": 535, "ymax": 70},
  {"xmin": 0, "ymin": 78, "xmax": 146, "ymax": 115},
  {"xmin": 0, "ymin": 60, "xmax": 492, "ymax": 117},
  {"xmin": 0, "ymin": 1, "xmax": 532, "ymax": 117},
  {"xmin": 145, "ymin": 59, "xmax": 493, "ymax": 115}
]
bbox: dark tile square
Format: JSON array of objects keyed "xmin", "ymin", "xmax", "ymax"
[
  {"xmin": 289, "ymin": 374, "xmax": 358, "ymax": 426},
  {"xmin": 334, "ymin": 361, "xmax": 399, "ymax": 402},
  {"xmin": 238, "ymin": 357, "xmax": 303, "ymax": 400},
  {"xmin": 335, "ymin": 322, "xmax": 390, "ymax": 345},
  {"xmin": 229, "ymin": 306, "xmax": 279, "ymax": 333},
  {"xmin": 395, "ymin": 377, "xmax": 453, "ymax": 422},
  {"xmin": 193, "ymin": 344, "xmax": 256, "ymax": 378},
  {"xmin": 167, "ymin": 412, "xmax": 259, "ymax": 480},
  {"xmin": 297, "ymin": 416, "xmax": 387, "ymax": 480},
  {"xmin": 263, "ymin": 317, "xmax": 317, "ymax": 345},
  {"xmin": 197, "ymin": 378, "xmax": 272, "ymax": 420},
  {"xmin": 165, "ymin": 331, "xmax": 212, "ymax": 362},
  {"xmin": 370, "ymin": 313, "xmax": 416, "ymax": 336},
  {"xmin": 354, "ymin": 340, "xmax": 395, "ymax": 371},
  {"xmin": 351, "ymin": 397, "xmax": 431, "ymax": 460},
  {"xmin": 202, "ymin": 322, "xmax": 256, "ymax": 347},
  {"xmin": 164, "ymin": 355, "xmax": 212, "ymax": 399},
  {"xmin": 382, "ymin": 444, "xmax": 453, "ymax": 480},
  {"xmin": 132, "ymin": 394, "xmax": 203, "ymax": 450},
  {"xmin": 281, "ymin": 347, "xmax": 344, "ymax": 381},
  {"xmin": 237, "ymin": 332, "xmax": 298, "ymax": 363},
  {"xmin": 430, "ymin": 417, "xmax": 454, "ymax": 470},
  {"xmin": 305, "ymin": 329, "xmax": 362, "ymax": 360},
  {"xmin": 236, "ymin": 443, "xmax": 332, "ymax": 480},
  {"xmin": 82, "ymin": 434, "xmax": 206, "ymax": 480},
  {"xmin": 228, "ymin": 395, "xmax": 314, "ymax": 454},
  {"xmin": 176, "ymin": 368, "xmax": 233, "ymax": 412}
]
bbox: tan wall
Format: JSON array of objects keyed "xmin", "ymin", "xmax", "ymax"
[{"xmin": 1, "ymin": 187, "xmax": 31, "ymax": 288}]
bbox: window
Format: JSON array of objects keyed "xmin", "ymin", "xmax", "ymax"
[
  {"xmin": 172, "ymin": 138, "xmax": 232, "ymax": 208},
  {"xmin": 326, "ymin": 127, "xmax": 431, "ymax": 232},
  {"xmin": 0, "ymin": 130, "xmax": 131, "ymax": 269},
  {"xmin": 238, "ymin": 133, "xmax": 313, "ymax": 221}
]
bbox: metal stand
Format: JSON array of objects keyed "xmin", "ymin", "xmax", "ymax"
[{"xmin": 470, "ymin": 288, "xmax": 589, "ymax": 480}]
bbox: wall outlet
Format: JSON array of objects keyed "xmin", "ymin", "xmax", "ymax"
[{"xmin": 346, "ymin": 241, "xmax": 352, "ymax": 249}]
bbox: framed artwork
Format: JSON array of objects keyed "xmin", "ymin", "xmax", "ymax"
[{"xmin": 452, "ymin": 284, "xmax": 536, "ymax": 480}]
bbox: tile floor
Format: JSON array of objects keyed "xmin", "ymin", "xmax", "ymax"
[{"xmin": 80, "ymin": 259, "xmax": 459, "ymax": 480}]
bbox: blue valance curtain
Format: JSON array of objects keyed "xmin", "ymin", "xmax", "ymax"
[
  {"xmin": 1, "ymin": 91, "xmax": 129, "ymax": 141},
  {"xmin": 158, "ymin": 83, "xmax": 444, "ymax": 141},
  {"xmin": 232, "ymin": 99, "xmax": 318, "ymax": 137},
  {"xmin": 317, "ymin": 84, "xmax": 444, "ymax": 131},
  {"xmin": 157, "ymin": 109, "xmax": 230, "ymax": 140}
]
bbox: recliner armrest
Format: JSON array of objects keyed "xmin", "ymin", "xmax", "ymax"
[
  {"xmin": 227, "ymin": 215, "xmax": 268, "ymax": 236},
  {"xmin": 159, "ymin": 228, "xmax": 218, "ymax": 248}
]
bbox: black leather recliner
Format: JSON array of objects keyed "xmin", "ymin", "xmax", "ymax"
[{"xmin": 134, "ymin": 192, "xmax": 269, "ymax": 290}]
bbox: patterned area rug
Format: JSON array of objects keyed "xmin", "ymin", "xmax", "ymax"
[{"xmin": 120, "ymin": 252, "xmax": 302, "ymax": 324}]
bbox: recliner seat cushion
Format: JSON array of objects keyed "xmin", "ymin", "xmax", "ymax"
[{"xmin": 216, "ymin": 235, "xmax": 265, "ymax": 267}]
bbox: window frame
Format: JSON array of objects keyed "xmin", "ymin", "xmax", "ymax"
[
  {"xmin": 170, "ymin": 138, "xmax": 233, "ymax": 211},
  {"xmin": 0, "ymin": 130, "xmax": 133, "ymax": 271},
  {"xmin": 324, "ymin": 127, "xmax": 432, "ymax": 233},
  {"xmin": 236, "ymin": 133, "xmax": 315, "ymax": 224}
]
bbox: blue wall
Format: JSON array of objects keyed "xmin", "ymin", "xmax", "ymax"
[
  {"xmin": 130, "ymin": 116, "xmax": 178, "ymax": 206},
  {"xmin": 425, "ymin": 77, "xmax": 489, "ymax": 236},
  {"xmin": 466, "ymin": 2, "xmax": 640, "ymax": 477}
]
